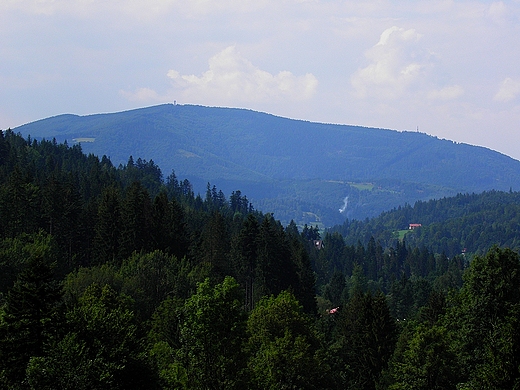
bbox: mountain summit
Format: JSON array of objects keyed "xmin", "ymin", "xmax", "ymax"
[{"xmin": 13, "ymin": 104, "xmax": 520, "ymax": 226}]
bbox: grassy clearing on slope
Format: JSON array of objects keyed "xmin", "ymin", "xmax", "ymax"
[{"xmin": 348, "ymin": 182, "xmax": 374, "ymax": 191}]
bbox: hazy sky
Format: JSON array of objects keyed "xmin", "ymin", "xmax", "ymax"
[{"xmin": 2, "ymin": 0, "xmax": 520, "ymax": 159}]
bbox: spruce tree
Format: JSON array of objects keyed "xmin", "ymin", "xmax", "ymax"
[
  {"xmin": 254, "ymin": 214, "xmax": 296, "ymax": 302},
  {"xmin": 0, "ymin": 233, "xmax": 62, "ymax": 387},
  {"xmin": 119, "ymin": 181, "xmax": 153, "ymax": 260},
  {"xmin": 338, "ymin": 291, "xmax": 397, "ymax": 390},
  {"xmin": 286, "ymin": 223, "xmax": 317, "ymax": 315},
  {"xmin": 230, "ymin": 213, "xmax": 259, "ymax": 311},
  {"xmin": 93, "ymin": 186, "xmax": 122, "ymax": 265},
  {"xmin": 198, "ymin": 211, "xmax": 231, "ymax": 284}
]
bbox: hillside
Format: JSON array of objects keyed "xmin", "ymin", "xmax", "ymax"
[
  {"xmin": 331, "ymin": 190, "xmax": 520, "ymax": 258},
  {"xmin": 13, "ymin": 104, "xmax": 520, "ymax": 226}
]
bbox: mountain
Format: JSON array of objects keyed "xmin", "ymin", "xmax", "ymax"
[{"xmin": 12, "ymin": 103, "xmax": 520, "ymax": 226}]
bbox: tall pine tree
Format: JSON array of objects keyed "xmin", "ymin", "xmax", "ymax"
[{"xmin": 0, "ymin": 233, "xmax": 62, "ymax": 387}]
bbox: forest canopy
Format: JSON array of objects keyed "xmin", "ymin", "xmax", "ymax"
[{"xmin": 1, "ymin": 129, "xmax": 520, "ymax": 389}]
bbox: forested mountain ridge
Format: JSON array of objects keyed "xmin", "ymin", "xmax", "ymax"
[
  {"xmin": 2, "ymin": 128, "xmax": 520, "ymax": 388},
  {"xmin": 13, "ymin": 103, "xmax": 520, "ymax": 226},
  {"xmin": 332, "ymin": 190, "xmax": 520, "ymax": 258}
]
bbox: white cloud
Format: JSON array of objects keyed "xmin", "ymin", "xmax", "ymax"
[
  {"xmin": 494, "ymin": 77, "xmax": 520, "ymax": 102},
  {"xmin": 376, "ymin": 26, "xmax": 422, "ymax": 46},
  {"xmin": 428, "ymin": 85, "xmax": 464, "ymax": 101},
  {"xmin": 3, "ymin": 0, "xmax": 520, "ymax": 160},
  {"xmin": 351, "ymin": 26, "xmax": 428, "ymax": 99},
  {"xmin": 488, "ymin": 1, "xmax": 507, "ymax": 23},
  {"xmin": 119, "ymin": 87, "xmax": 164, "ymax": 103},
  {"xmin": 167, "ymin": 46, "xmax": 318, "ymax": 104}
]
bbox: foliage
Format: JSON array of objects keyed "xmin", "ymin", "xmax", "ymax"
[
  {"xmin": 246, "ymin": 290, "xmax": 329, "ymax": 389},
  {"xmin": 0, "ymin": 233, "xmax": 62, "ymax": 388},
  {"xmin": 388, "ymin": 324, "xmax": 459, "ymax": 390},
  {"xmin": 2, "ymin": 127, "xmax": 520, "ymax": 388},
  {"xmin": 25, "ymin": 283, "xmax": 153, "ymax": 389},
  {"xmin": 332, "ymin": 190, "xmax": 520, "ymax": 258},
  {"xmin": 444, "ymin": 246, "xmax": 520, "ymax": 388},
  {"xmin": 336, "ymin": 291, "xmax": 397, "ymax": 389},
  {"xmin": 177, "ymin": 277, "xmax": 248, "ymax": 389}
]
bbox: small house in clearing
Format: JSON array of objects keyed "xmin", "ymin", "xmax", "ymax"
[{"xmin": 409, "ymin": 223, "xmax": 422, "ymax": 230}]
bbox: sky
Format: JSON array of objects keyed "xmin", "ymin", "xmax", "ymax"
[{"xmin": 1, "ymin": 0, "xmax": 520, "ymax": 160}]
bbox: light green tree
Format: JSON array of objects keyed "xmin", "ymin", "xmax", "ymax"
[
  {"xmin": 246, "ymin": 290, "xmax": 330, "ymax": 390},
  {"xmin": 389, "ymin": 324, "xmax": 458, "ymax": 390},
  {"xmin": 177, "ymin": 277, "xmax": 248, "ymax": 389},
  {"xmin": 445, "ymin": 246, "xmax": 520, "ymax": 389}
]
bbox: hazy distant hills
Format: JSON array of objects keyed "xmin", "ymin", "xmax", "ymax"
[{"xmin": 13, "ymin": 104, "xmax": 520, "ymax": 227}]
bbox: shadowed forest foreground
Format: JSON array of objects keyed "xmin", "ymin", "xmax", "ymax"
[{"xmin": 1, "ymin": 130, "xmax": 520, "ymax": 389}]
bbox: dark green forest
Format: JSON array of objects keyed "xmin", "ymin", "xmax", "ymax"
[{"xmin": 1, "ymin": 129, "xmax": 520, "ymax": 389}]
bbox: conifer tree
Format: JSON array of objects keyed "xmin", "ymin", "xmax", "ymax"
[
  {"xmin": 254, "ymin": 214, "xmax": 296, "ymax": 302},
  {"xmin": 0, "ymin": 233, "xmax": 62, "ymax": 387},
  {"xmin": 317, "ymin": 232, "xmax": 347, "ymax": 285},
  {"xmin": 93, "ymin": 185, "xmax": 123, "ymax": 265},
  {"xmin": 119, "ymin": 181, "xmax": 153, "ymax": 260},
  {"xmin": 198, "ymin": 211, "xmax": 231, "ymax": 284},
  {"xmin": 165, "ymin": 169, "xmax": 180, "ymax": 199},
  {"xmin": 1, "ymin": 165, "xmax": 40, "ymax": 237},
  {"xmin": 337, "ymin": 291, "xmax": 397, "ymax": 390},
  {"xmin": 41, "ymin": 174, "xmax": 83, "ymax": 271},
  {"xmin": 0, "ymin": 128, "xmax": 9, "ymax": 179},
  {"xmin": 151, "ymin": 190, "xmax": 174, "ymax": 253},
  {"xmin": 149, "ymin": 192, "xmax": 189, "ymax": 260},
  {"xmin": 324, "ymin": 270, "xmax": 347, "ymax": 307},
  {"xmin": 230, "ymin": 213, "xmax": 260, "ymax": 311},
  {"xmin": 286, "ymin": 222, "xmax": 317, "ymax": 315}
]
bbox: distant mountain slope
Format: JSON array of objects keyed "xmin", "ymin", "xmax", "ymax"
[
  {"xmin": 13, "ymin": 104, "xmax": 520, "ymax": 226},
  {"xmin": 332, "ymin": 190, "xmax": 520, "ymax": 258}
]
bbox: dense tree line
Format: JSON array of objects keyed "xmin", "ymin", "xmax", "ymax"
[
  {"xmin": 331, "ymin": 190, "xmax": 520, "ymax": 258},
  {"xmin": 1, "ymin": 129, "xmax": 520, "ymax": 388}
]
